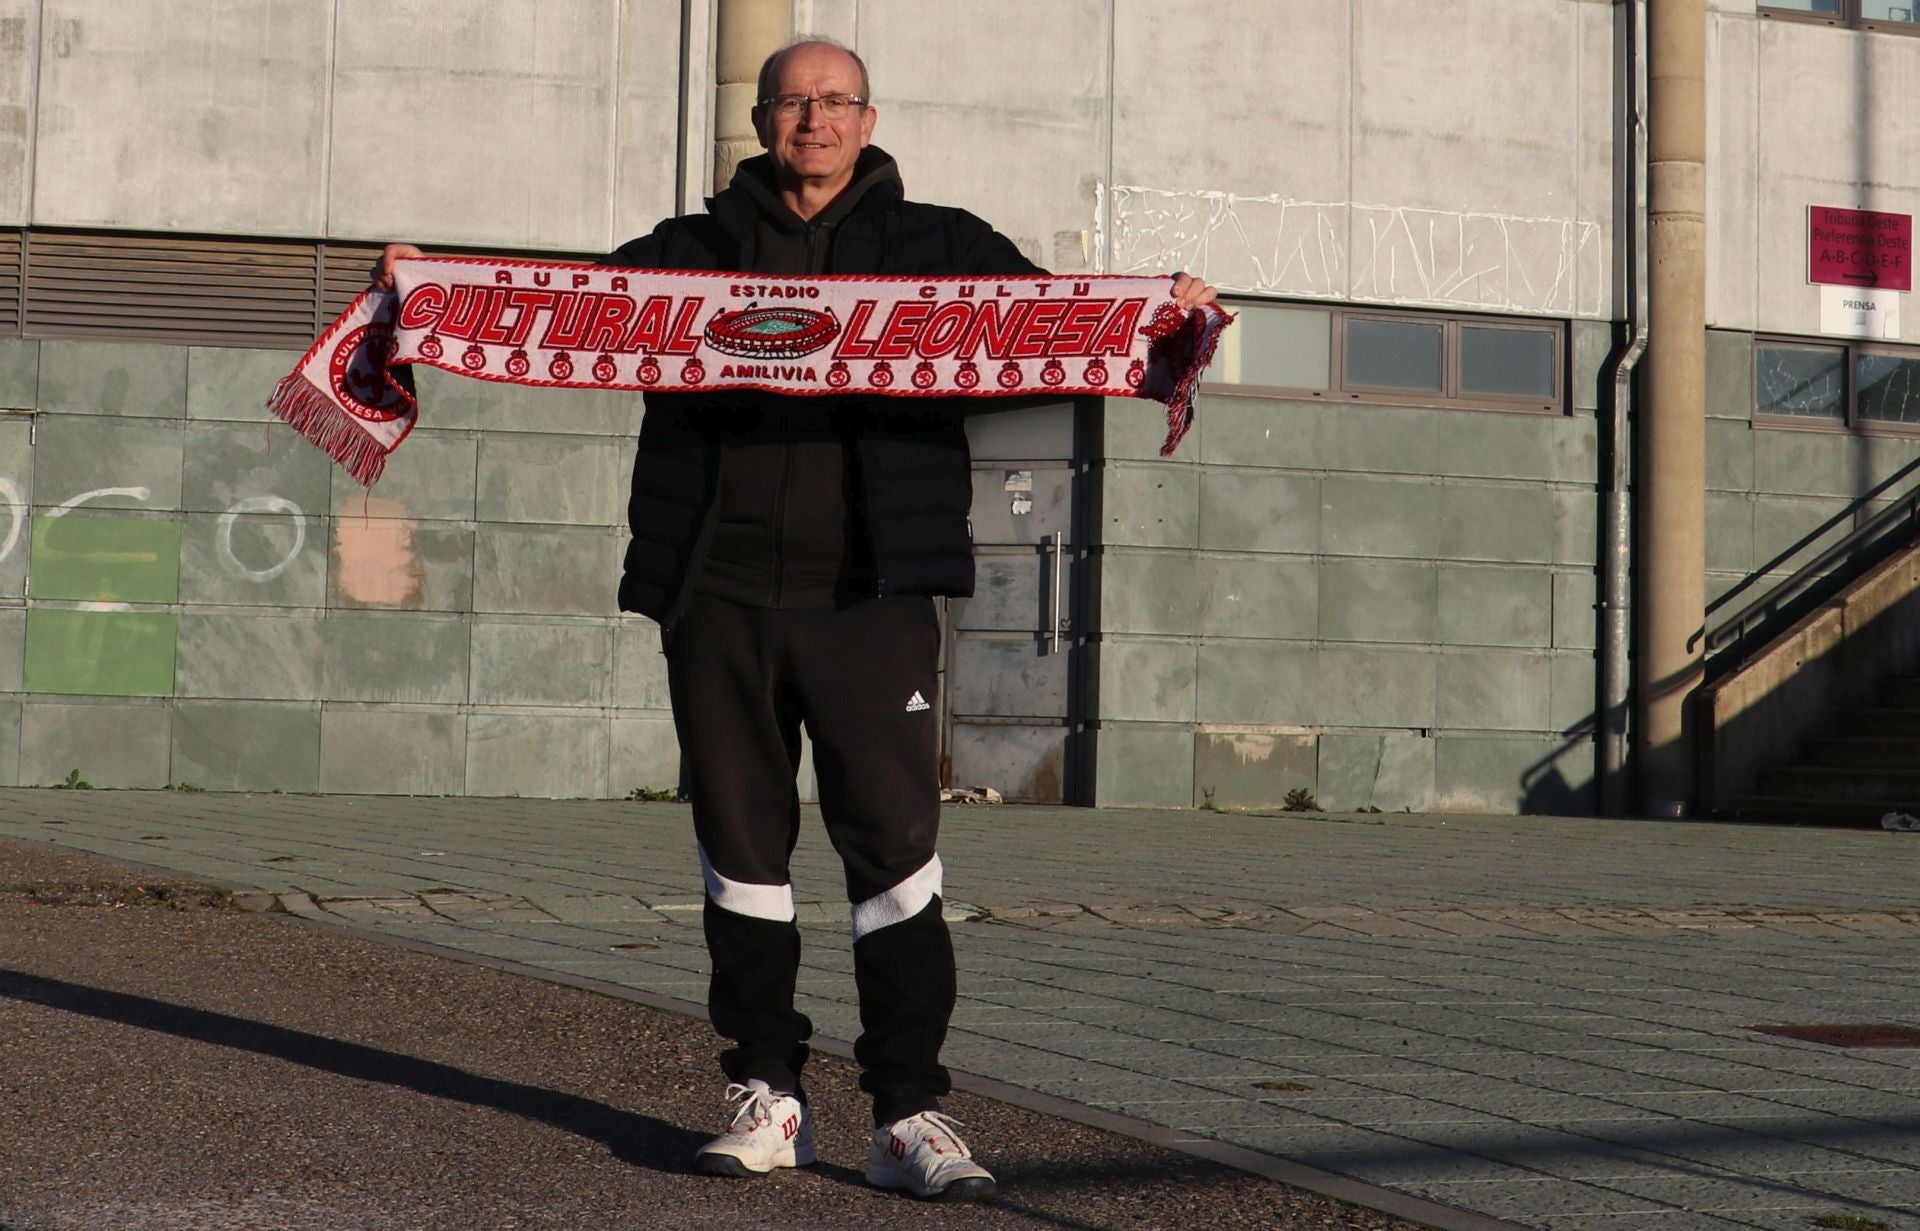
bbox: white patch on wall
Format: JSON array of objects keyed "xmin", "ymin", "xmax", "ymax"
[{"xmin": 1100, "ymin": 186, "xmax": 1606, "ymax": 318}]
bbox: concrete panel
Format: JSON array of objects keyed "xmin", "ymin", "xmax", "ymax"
[
  {"xmin": 1705, "ymin": 329, "xmax": 1754, "ymax": 422},
  {"xmin": 1705, "ymin": 417, "xmax": 1755, "ymax": 493},
  {"xmin": 0, "ymin": 605, "xmax": 20, "ymax": 692},
  {"xmin": 1551, "ymin": 570, "xmax": 1597, "ymax": 652},
  {"xmin": 0, "ymin": 340, "xmax": 38, "ymax": 408},
  {"xmin": 0, "ymin": 415, "xmax": 27, "ymax": 598},
  {"xmin": 1095, "ymin": 637, "xmax": 1196, "ymax": 723},
  {"xmin": 31, "ymin": 416, "xmax": 183, "ymax": 511},
  {"xmin": 1095, "ymin": 551, "xmax": 1199, "ymax": 636},
  {"xmin": 1436, "ymin": 484, "xmax": 1558, "ymax": 564},
  {"xmin": 1570, "ymin": 321, "xmax": 1610, "ymax": 416},
  {"xmin": 36, "ymin": 342, "xmax": 187, "ymax": 418},
  {"xmin": 0, "ymin": 2, "xmax": 34, "ymax": 226},
  {"xmin": 611, "ymin": 715, "xmax": 680, "ymax": 799},
  {"xmin": 1193, "ymin": 727, "xmax": 1316, "ymax": 811},
  {"xmin": 1553, "ymin": 488, "xmax": 1598, "ymax": 567},
  {"xmin": 1437, "ymin": 565, "xmax": 1553, "ymax": 649},
  {"xmin": 964, "ymin": 402, "xmax": 1075, "ymax": 462},
  {"xmin": 1549, "ymin": 651, "xmax": 1598, "ymax": 735},
  {"xmin": 1191, "ymin": 397, "xmax": 1319, "ymax": 471},
  {"xmin": 1428, "ymin": 413, "xmax": 1572, "ymax": 483},
  {"xmin": 1706, "ymin": 491, "xmax": 1755, "ymax": 575},
  {"xmin": 1106, "ymin": 393, "xmax": 1206, "ymax": 462},
  {"xmin": 1319, "ymin": 559, "xmax": 1436, "ymax": 645},
  {"xmin": 1352, "ymin": 0, "xmax": 1597, "ymax": 315},
  {"xmin": 972, "ymin": 466, "xmax": 1072, "ymax": 548},
  {"xmin": 475, "ymin": 434, "xmax": 623, "ymax": 527},
  {"xmin": 330, "ymin": 516, "xmax": 474, "ymax": 614},
  {"xmin": 469, "ymin": 618, "xmax": 611, "ymax": 707},
  {"xmin": 180, "ymin": 422, "xmax": 331, "ymax": 517},
  {"xmin": 188, "ymin": 347, "xmax": 305, "ymax": 423},
  {"xmin": 23, "ymin": 609, "xmax": 175, "ymax": 697},
  {"xmin": 948, "ymin": 636, "xmax": 1064, "ymax": 717},
  {"xmin": 32, "ymin": 1, "xmax": 329, "ymax": 234},
  {"xmin": 1319, "ymin": 733, "xmax": 1437, "ymax": 812},
  {"xmin": 18, "ymin": 697, "xmax": 169, "ymax": 787},
  {"xmin": 1433, "ymin": 733, "xmax": 1594, "ymax": 815},
  {"xmin": 1573, "ymin": 0, "xmax": 1616, "ymax": 322},
  {"xmin": 169, "ymin": 700, "xmax": 321, "ymax": 793},
  {"xmin": 321, "ymin": 612, "xmax": 469, "ymax": 705},
  {"xmin": 410, "ymin": 366, "xmax": 639, "ymax": 437},
  {"xmin": 1436, "ymin": 650, "xmax": 1552, "ymax": 733},
  {"xmin": 864, "ymin": 0, "xmax": 1108, "ymax": 273},
  {"xmin": 320, "ymin": 704, "xmax": 467, "ymax": 796},
  {"xmin": 472, "ymin": 524, "xmax": 621, "ymax": 617},
  {"xmin": 1198, "ymin": 470, "xmax": 1318, "ymax": 554},
  {"xmin": 1753, "ymin": 21, "xmax": 1920, "ymax": 340},
  {"xmin": 611, "ymin": 620, "xmax": 671, "ymax": 711},
  {"xmin": 1196, "ymin": 555, "xmax": 1317, "ymax": 641},
  {"xmin": 29, "ymin": 512, "xmax": 179, "ymax": 603},
  {"xmin": 466, "ymin": 712, "xmax": 609, "ymax": 799},
  {"xmin": 329, "ymin": 431, "xmax": 476, "ymax": 523},
  {"xmin": 329, "ymin": 1, "xmax": 621, "ymax": 250},
  {"xmin": 1110, "ymin": 0, "xmax": 1348, "ymax": 294},
  {"xmin": 1320, "ymin": 475, "xmax": 1440, "ymax": 559},
  {"xmin": 608, "ymin": 0, "xmax": 685, "ymax": 251},
  {"xmin": 179, "ymin": 509, "xmax": 325, "ymax": 609},
  {"xmin": 1194, "ymin": 640, "xmax": 1317, "ymax": 726},
  {"xmin": 1090, "ymin": 721, "xmax": 1191, "ymax": 810},
  {"xmin": 1707, "ymin": 13, "xmax": 1758, "ymax": 332},
  {"xmin": 1307, "ymin": 405, "xmax": 1439, "ymax": 476},
  {"xmin": 1315, "ymin": 646, "xmax": 1438, "ymax": 729},
  {"xmin": 0, "ymin": 699, "xmax": 16, "ymax": 785},
  {"xmin": 1100, "ymin": 463, "xmax": 1197, "ymax": 548},
  {"xmin": 175, "ymin": 611, "xmax": 322, "ymax": 701},
  {"xmin": 1752, "ymin": 495, "xmax": 1852, "ymax": 572},
  {"xmin": 1752, "ymin": 429, "xmax": 1867, "ymax": 499}
]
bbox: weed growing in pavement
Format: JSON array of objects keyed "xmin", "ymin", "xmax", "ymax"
[
  {"xmin": 1198, "ymin": 788, "xmax": 1223, "ymax": 812},
  {"xmin": 628, "ymin": 785, "xmax": 686, "ymax": 802},
  {"xmin": 1355, "ymin": 804, "xmax": 1383, "ymax": 813},
  {"xmin": 1814, "ymin": 1216, "xmax": 1891, "ymax": 1231},
  {"xmin": 1282, "ymin": 787, "xmax": 1320, "ymax": 812},
  {"xmin": 171, "ymin": 782, "xmax": 205, "ymax": 793},
  {"xmin": 52, "ymin": 768, "xmax": 91, "ymax": 790}
]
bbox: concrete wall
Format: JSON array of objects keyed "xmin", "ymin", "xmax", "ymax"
[{"xmin": 0, "ymin": 337, "xmax": 688, "ymax": 796}]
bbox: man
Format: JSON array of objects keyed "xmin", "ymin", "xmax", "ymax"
[{"xmin": 381, "ymin": 37, "xmax": 1214, "ymax": 1200}]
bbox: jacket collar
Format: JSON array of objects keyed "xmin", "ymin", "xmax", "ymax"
[{"xmin": 709, "ymin": 147, "xmax": 903, "ymax": 242}]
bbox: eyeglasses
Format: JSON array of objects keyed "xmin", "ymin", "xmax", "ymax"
[{"xmin": 757, "ymin": 93, "xmax": 867, "ymax": 119}]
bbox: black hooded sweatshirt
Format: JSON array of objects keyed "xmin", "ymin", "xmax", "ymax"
[{"xmin": 606, "ymin": 147, "xmax": 1043, "ymax": 627}]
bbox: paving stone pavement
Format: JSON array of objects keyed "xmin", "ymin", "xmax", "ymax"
[{"xmin": 2, "ymin": 788, "xmax": 1917, "ymax": 1231}]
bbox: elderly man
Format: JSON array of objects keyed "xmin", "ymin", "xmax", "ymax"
[{"xmin": 382, "ymin": 36, "xmax": 1213, "ymax": 1201}]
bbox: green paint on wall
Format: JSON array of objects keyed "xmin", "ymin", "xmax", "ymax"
[
  {"xmin": 24, "ymin": 609, "xmax": 178, "ymax": 696},
  {"xmin": 30, "ymin": 515, "xmax": 181, "ymax": 603}
]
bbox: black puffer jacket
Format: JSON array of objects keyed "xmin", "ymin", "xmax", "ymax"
[{"xmin": 608, "ymin": 148, "xmax": 1042, "ymax": 627}]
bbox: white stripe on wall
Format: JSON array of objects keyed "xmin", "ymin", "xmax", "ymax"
[{"xmin": 851, "ymin": 854, "xmax": 943, "ymax": 941}]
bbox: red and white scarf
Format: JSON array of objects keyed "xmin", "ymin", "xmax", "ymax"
[{"xmin": 270, "ymin": 257, "xmax": 1231, "ymax": 486}]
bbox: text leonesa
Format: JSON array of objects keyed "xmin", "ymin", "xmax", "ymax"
[{"xmin": 396, "ymin": 273, "xmax": 1149, "ymax": 362}]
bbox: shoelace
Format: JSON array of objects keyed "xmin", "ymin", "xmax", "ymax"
[
  {"xmin": 721, "ymin": 1082, "xmax": 784, "ymax": 1133},
  {"xmin": 903, "ymin": 1110, "xmax": 972, "ymax": 1157}
]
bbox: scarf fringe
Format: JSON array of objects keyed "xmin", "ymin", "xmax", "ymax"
[
  {"xmin": 267, "ymin": 373, "xmax": 390, "ymax": 487},
  {"xmin": 1158, "ymin": 303, "xmax": 1232, "ymax": 457}
]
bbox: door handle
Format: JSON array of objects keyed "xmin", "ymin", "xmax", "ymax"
[{"xmin": 1050, "ymin": 530, "xmax": 1064, "ymax": 654}]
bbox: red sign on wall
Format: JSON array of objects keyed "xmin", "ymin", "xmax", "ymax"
[{"xmin": 1810, "ymin": 206, "xmax": 1912, "ymax": 292}]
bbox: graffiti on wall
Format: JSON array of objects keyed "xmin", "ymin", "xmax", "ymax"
[{"xmin": 1100, "ymin": 185, "xmax": 1607, "ymax": 318}]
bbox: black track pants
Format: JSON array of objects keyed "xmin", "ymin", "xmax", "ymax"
[{"xmin": 666, "ymin": 592, "xmax": 953, "ymax": 1123}]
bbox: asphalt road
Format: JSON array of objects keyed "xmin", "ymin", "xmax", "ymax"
[{"xmin": 0, "ymin": 838, "xmax": 1432, "ymax": 1231}]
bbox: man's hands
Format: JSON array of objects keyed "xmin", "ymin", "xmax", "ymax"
[
  {"xmin": 371, "ymin": 243, "xmax": 424, "ymax": 291},
  {"xmin": 1171, "ymin": 271, "xmax": 1218, "ymax": 310}
]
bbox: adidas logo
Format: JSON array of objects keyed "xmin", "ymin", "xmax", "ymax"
[{"xmin": 905, "ymin": 690, "xmax": 931, "ymax": 713}]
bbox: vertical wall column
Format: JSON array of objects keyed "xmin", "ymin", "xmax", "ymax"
[
  {"xmin": 712, "ymin": 0, "xmax": 791, "ymax": 194},
  {"xmin": 1637, "ymin": 0, "xmax": 1708, "ymax": 817}
]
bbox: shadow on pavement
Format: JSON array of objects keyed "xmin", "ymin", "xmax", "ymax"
[{"xmin": 0, "ymin": 967, "xmax": 706, "ymax": 1175}]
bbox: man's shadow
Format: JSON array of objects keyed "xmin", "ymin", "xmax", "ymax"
[{"xmin": 0, "ymin": 967, "xmax": 706, "ymax": 1173}]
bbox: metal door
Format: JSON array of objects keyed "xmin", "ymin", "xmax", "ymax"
[{"xmin": 940, "ymin": 400, "xmax": 1087, "ymax": 803}]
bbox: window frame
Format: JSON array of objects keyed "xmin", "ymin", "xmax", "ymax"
[
  {"xmin": 1752, "ymin": 333, "xmax": 1920, "ymax": 436},
  {"xmin": 1204, "ymin": 298, "xmax": 1567, "ymax": 417},
  {"xmin": 1758, "ymin": 1, "xmax": 1920, "ymax": 35}
]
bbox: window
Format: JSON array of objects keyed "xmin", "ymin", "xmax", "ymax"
[
  {"xmin": 1754, "ymin": 337, "xmax": 1920, "ymax": 431},
  {"xmin": 1207, "ymin": 299, "xmax": 1565, "ymax": 414},
  {"xmin": 1760, "ymin": 0, "xmax": 1920, "ymax": 32}
]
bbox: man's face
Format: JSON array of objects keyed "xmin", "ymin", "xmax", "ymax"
[{"xmin": 755, "ymin": 43, "xmax": 876, "ymax": 192}]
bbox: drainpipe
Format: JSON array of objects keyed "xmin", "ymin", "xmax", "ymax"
[
  {"xmin": 712, "ymin": 0, "xmax": 789, "ymax": 194},
  {"xmin": 1637, "ymin": 0, "xmax": 1708, "ymax": 817},
  {"xmin": 1600, "ymin": 0, "xmax": 1649, "ymax": 817}
]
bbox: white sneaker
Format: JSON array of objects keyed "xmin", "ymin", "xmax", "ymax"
[
  {"xmin": 693, "ymin": 1080, "xmax": 815, "ymax": 1176},
  {"xmin": 866, "ymin": 1110, "xmax": 997, "ymax": 1200}
]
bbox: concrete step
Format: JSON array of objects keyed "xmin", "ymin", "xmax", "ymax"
[
  {"xmin": 1888, "ymin": 678, "xmax": 1920, "ymax": 708},
  {"xmin": 1720, "ymin": 794, "xmax": 1915, "ymax": 825},
  {"xmin": 1841, "ymin": 708, "xmax": 1920, "ymax": 737},
  {"xmin": 1806, "ymin": 736, "xmax": 1920, "ymax": 769},
  {"xmin": 1758, "ymin": 764, "xmax": 1920, "ymax": 804}
]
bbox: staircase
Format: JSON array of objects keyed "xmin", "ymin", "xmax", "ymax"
[{"xmin": 1724, "ymin": 676, "xmax": 1920, "ymax": 824}]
